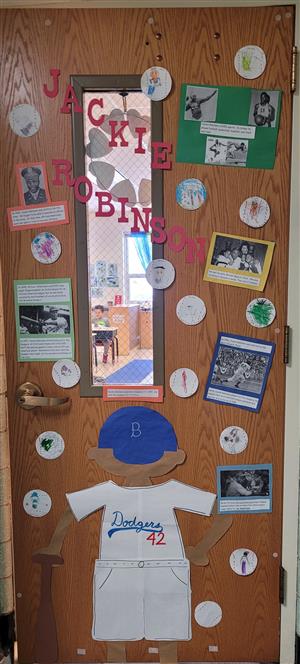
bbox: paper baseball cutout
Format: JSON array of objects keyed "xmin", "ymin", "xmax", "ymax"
[
  {"xmin": 141, "ymin": 67, "xmax": 172, "ymax": 101},
  {"xmin": 246, "ymin": 298, "xmax": 276, "ymax": 328},
  {"xmin": 35, "ymin": 431, "xmax": 65, "ymax": 459},
  {"xmin": 31, "ymin": 232, "xmax": 62, "ymax": 264},
  {"xmin": 52, "ymin": 359, "xmax": 81, "ymax": 388},
  {"xmin": 176, "ymin": 295, "xmax": 206, "ymax": 325},
  {"xmin": 146, "ymin": 259, "xmax": 175, "ymax": 290},
  {"xmin": 239, "ymin": 196, "xmax": 270, "ymax": 229},
  {"xmin": 23, "ymin": 489, "xmax": 52, "ymax": 517},
  {"xmin": 9, "ymin": 104, "xmax": 41, "ymax": 137},
  {"xmin": 169, "ymin": 368, "xmax": 199, "ymax": 398},
  {"xmin": 229, "ymin": 548, "xmax": 258, "ymax": 576},
  {"xmin": 220, "ymin": 426, "xmax": 248, "ymax": 455},
  {"xmin": 194, "ymin": 601, "xmax": 222, "ymax": 628},
  {"xmin": 176, "ymin": 179, "xmax": 207, "ymax": 211},
  {"xmin": 234, "ymin": 45, "xmax": 266, "ymax": 80}
]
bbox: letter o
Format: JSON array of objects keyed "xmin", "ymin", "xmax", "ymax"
[
  {"xmin": 74, "ymin": 176, "xmax": 93, "ymax": 203},
  {"xmin": 167, "ymin": 225, "xmax": 186, "ymax": 252}
]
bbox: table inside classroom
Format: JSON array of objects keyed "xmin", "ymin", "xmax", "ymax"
[{"xmin": 92, "ymin": 327, "xmax": 118, "ymax": 365}]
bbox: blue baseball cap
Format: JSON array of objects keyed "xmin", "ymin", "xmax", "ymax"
[{"xmin": 98, "ymin": 406, "xmax": 178, "ymax": 465}]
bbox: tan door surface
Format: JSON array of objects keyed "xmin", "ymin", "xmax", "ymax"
[{"xmin": 0, "ymin": 6, "xmax": 294, "ymax": 663}]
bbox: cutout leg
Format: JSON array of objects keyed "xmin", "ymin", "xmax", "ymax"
[
  {"xmin": 159, "ymin": 641, "xmax": 178, "ymax": 663},
  {"xmin": 107, "ymin": 641, "xmax": 127, "ymax": 663}
]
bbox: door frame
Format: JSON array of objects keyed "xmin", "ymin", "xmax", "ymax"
[{"xmin": 1, "ymin": 1, "xmax": 299, "ymax": 663}]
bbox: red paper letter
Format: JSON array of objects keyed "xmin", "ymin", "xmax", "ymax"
[
  {"xmin": 167, "ymin": 225, "xmax": 186, "ymax": 252},
  {"xmin": 151, "ymin": 142, "xmax": 172, "ymax": 170},
  {"xmin": 52, "ymin": 159, "xmax": 75, "ymax": 187},
  {"xmin": 74, "ymin": 176, "xmax": 93, "ymax": 203},
  {"xmin": 109, "ymin": 121, "xmax": 129, "ymax": 147},
  {"xmin": 118, "ymin": 198, "xmax": 129, "ymax": 223},
  {"xmin": 185, "ymin": 237, "xmax": 206, "ymax": 264},
  {"xmin": 134, "ymin": 127, "xmax": 147, "ymax": 154},
  {"xmin": 60, "ymin": 84, "xmax": 83, "ymax": 114},
  {"xmin": 131, "ymin": 207, "xmax": 151, "ymax": 233},
  {"xmin": 88, "ymin": 98, "xmax": 105, "ymax": 127},
  {"xmin": 150, "ymin": 217, "xmax": 167, "ymax": 244},
  {"xmin": 43, "ymin": 69, "xmax": 60, "ymax": 98},
  {"xmin": 95, "ymin": 192, "xmax": 115, "ymax": 217}
]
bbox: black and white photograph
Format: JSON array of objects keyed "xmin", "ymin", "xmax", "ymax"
[
  {"xmin": 205, "ymin": 137, "xmax": 248, "ymax": 166},
  {"xmin": 16, "ymin": 161, "xmax": 50, "ymax": 207},
  {"xmin": 210, "ymin": 345, "xmax": 270, "ymax": 395},
  {"xmin": 204, "ymin": 332, "xmax": 275, "ymax": 412},
  {"xmin": 184, "ymin": 86, "xmax": 218, "ymax": 122},
  {"xmin": 19, "ymin": 305, "xmax": 71, "ymax": 335},
  {"xmin": 248, "ymin": 90, "xmax": 279, "ymax": 128},
  {"xmin": 217, "ymin": 464, "xmax": 272, "ymax": 513},
  {"xmin": 211, "ymin": 234, "xmax": 268, "ymax": 274},
  {"xmin": 204, "ymin": 232, "xmax": 275, "ymax": 292}
]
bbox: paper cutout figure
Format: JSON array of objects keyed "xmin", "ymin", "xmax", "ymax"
[
  {"xmin": 176, "ymin": 295, "xmax": 206, "ymax": 325},
  {"xmin": 176, "ymin": 178, "xmax": 207, "ymax": 210},
  {"xmin": 33, "ymin": 407, "xmax": 232, "ymax": 663},
  {"xmin": 141, "ymin": 67, "xmax": 172, "ymax": 101}
]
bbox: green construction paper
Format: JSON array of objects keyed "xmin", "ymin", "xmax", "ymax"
[
  {"xmin": 14, "ymin": 278, "xmax": 75, "ymax": 362},
  {"xmin": 176, "ymin": 84, "xmax": 282, "ymax": 170}
]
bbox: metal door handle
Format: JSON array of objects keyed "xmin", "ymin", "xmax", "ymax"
[{"xmin": 16, "ymin": 382, "xmax": 69, "ymax": 410}]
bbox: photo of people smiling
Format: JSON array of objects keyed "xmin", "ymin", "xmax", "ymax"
[{"xmin": 204, "ymin": 232, "xmax": 275, "ymax": 291}]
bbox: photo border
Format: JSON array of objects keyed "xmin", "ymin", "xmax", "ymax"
[
  {"xmin": 204, "ymin": 331, "xmax": 275, "ymax": 412},
  {"xmin": 217, "ymin": 463, "xmax": 273, "ymax": 514},
  {"xmin": 203, "ymin": 231, "xmax": 275, "ymax": 291}
]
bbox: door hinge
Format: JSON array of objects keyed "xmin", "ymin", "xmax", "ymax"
[
  {"xmin": 283, "ymin": 325, "xmax": 290, "ymax": 364},
  {"xmin": 292, "ymin": 46, "xmax": 297, "ymax": 93},
  {"xmin": 279, "ymin": 565, "xmax": 286, "ymax": 604}
]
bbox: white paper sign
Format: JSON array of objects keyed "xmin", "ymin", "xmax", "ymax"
[{"xmin": 201, "ymin": 122, "xmax": 256, "ymax": 140}]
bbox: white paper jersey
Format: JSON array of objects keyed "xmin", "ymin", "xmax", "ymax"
[{"xmin": 66, "ymin": 480, "xmax": 216, "ymax": 560}]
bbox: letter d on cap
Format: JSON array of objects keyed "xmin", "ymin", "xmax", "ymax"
[{"xmin": 131, "ymin": 421, "xmax": 141, "ymax": 438}]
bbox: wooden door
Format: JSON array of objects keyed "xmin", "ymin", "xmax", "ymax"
[{"xmin": 0, "ymin": 6, "xmax": 294, "ymax": 663}]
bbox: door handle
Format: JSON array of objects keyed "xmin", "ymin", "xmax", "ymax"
[{"xmin": 16, "ymin": 382, "xmax": 69, "ymax": 410}]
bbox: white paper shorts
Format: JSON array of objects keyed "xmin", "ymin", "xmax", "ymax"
[{"xmin": 92, "ymin": 559, "xmax": 191, "ymax": 641}]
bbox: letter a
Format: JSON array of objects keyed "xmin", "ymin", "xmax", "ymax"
[{"xmin": 60, "ymin": 84, "xmax": 83, "ymax": 114}]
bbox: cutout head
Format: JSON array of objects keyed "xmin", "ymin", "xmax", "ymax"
[{"xmin": 88, "ymin": 406, "xmax": 186, "ymax": 484}]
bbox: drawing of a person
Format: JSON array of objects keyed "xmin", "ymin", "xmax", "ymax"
[{"xmin": 34, "ymin": 407, "xmax": 232, "ymax": 664}]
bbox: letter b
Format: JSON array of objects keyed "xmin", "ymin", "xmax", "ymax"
[{"xmin": 131, "ymin": 421, "xmax": 142, "ymax": 438}]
